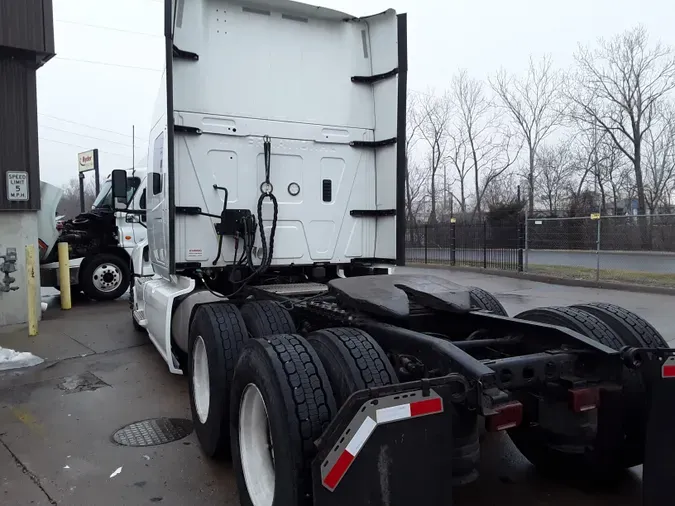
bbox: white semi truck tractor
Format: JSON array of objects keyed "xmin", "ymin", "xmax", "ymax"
[
  {"xmin": 39, "ymin": 169, "xmax": 148, "ymax": 300},
  {"xmin": 109, "ymin": 1, "xmax": 675, "ymax": 505}
]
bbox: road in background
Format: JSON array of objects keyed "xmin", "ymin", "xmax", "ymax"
[{"xmin": 407, "ymin": 248, "xmax": 675, "ymax": 274}]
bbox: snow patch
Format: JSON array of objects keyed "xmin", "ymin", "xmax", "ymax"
[{"xmin": 0, "ymin": 347, "xmax": 44, "ymax": 371}]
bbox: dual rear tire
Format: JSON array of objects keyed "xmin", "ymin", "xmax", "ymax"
[
  {"xmin": 187, "ymin": 300, "xmax": 398, "ymax": 505},
  {"xmin": 512, "ymin": 303, "xmax": 668, "ymax": 481}
]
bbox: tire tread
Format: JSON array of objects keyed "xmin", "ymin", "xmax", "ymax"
[
  {"xmin": 310, "ymin": 327, "xmax": 397, "ymax": 389},
  {"xmin": 468, "ymin": 287, "xmax": 508, "ymax": 316},
  {"xmin": 572, "ymin": 302, "xmax": 667, "ymax": 349},
  {"xmin": 265, "ymin": 334, "xmax": 335, "ymax": 454},
  {"xmin": 241, "ymin": 300, "xmax": 296, "ymax": 338}
]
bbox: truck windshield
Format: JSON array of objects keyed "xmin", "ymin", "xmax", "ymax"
[{"xmin": 92, "ymin": 177, "xmax": 141, "ymax": 209}]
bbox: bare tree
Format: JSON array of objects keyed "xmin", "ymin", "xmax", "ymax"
[
  {"xmin": 57, "ymin": 178, "xmax": 97, "ymax": 218},
  {"xmin": 535, "ymin": 143, "xmax": 576, "ymax": 215},
  {"xmin": 596, "ymin": 138, "xmax": 634, "ymax": 214},
  {"xmin": 483, "ymin": 171, "xmax": 522, "ymax": 209},
  {"xmin": 445, "ymin": 123, "xmax": 471, "ymax": 214},
  {"xmin": 474, "ymin": 131, "xmax": 521, "ymax": 216},
  {"xmin": 491, "ymin": 55, "xmax": 567, "ymax": 214},
  {"xmin": 417, "ymin": 90, "xmax": 452, "ymax": 224},
  {"xmin": 405, "ymin": 92, "xmax": 426, "ymax": 227},
  {"xmin": 451, "ymin": 70, "xmax": 491, "ymax": 218},
  {"xmin": 644, "ymin": 102, "xmax": 675, "ymax": 213},
  {"xmin": 570, "ymin": 26, "xmax": 675, "ymax": 218}
]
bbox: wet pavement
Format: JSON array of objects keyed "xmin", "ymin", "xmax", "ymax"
[{"xmin": 2, "ymin": 269, "xmax": 669, "ymax": 505}]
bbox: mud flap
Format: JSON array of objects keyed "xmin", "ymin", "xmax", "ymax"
[
  {"xmin": 311, "ymin": 381, "xmax": 455, "ymax": 506},
  {"xmin": 643, "ymin": 354, "xmax": 675, "ymax": 505}
]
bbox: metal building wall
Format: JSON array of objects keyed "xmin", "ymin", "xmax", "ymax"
[{"xmin": 0, "ymin": 0, "xmax": 55, "ymax": 212}]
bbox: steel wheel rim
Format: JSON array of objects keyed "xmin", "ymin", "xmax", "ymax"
[
  {"xmin": 92, "ymin": 263, "xmax": 123, "ymax": 292},
  {"xmin": 192, "ymin": 336, "xmax": 210, "ymax": 424},
  {"xmin": 239, "ymin": 383, "xmax": 275, "ymax": 506}
]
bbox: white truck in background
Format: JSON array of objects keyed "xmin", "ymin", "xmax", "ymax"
[{"xmin": 38, "ymin": 169, "xmax": 148, "ymax": 300}]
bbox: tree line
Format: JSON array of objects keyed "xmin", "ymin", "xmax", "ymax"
[{"xmin": 406, "ymin": 26, "xmax": 675, "ymax": 227}]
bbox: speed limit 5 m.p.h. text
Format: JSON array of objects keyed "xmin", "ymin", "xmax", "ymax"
[{"xmin": 6, "ymin": 171, "xmax": 29, "ymax": 201}]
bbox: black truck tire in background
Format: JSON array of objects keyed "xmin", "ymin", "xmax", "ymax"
[
  {"xmin": 240, "ymin": 300, "xmax": 296, "ymax": 338},
  {"xmin": 188, "ymin": 303, "xmax": 248, "ymax": 459},
  {"xmin": 468, "ymin": 287, "xmax": 508, "ymax": 316},
  {"xmin": 230, "ymin": 335, "xmax": 337, "ymax": 506},
  {"xmin": 571, "ymin": 302, "xmax": 668, "ymax": 349},
  {"xmin": 306, "ymin": 327, "xmax": 398, "ymax": 406},
  {"xmin": 512, "ymin": 306, "xmax": 643, "ymax": 481},
  {"xmin": 79, "ymin": 253, "xmax": 131, "ymax": 301},
  {"xmin": 571, "ymin": 302, "xmax": 669, "ymax": 467}
]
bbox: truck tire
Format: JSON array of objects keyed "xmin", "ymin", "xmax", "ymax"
[
  {"xmin": 240, "ymin": 300, "xmax": 296, "ymax": 338},
  {"xmin": 571, "ymin": 302, "xmax": 668, "ymax": 467},
  {"xmin": 230, "ymin": 335, "xmax": 336, "ymax": 506},
  {"xmin": 511, "ymin": 306, "xmax": 636, "ymax": 481},
  {"xmin": 307, "ymin": 328, "xmax": 479, "ymax": 485},
  {"xmin": 571, "ymin": 303, "xmax": 668, "ymax": 349},
  {"xmin": 188, "ymin": 303, "xmax": 248, "ymax": 459},
  {"xmin": 468, "ymin": 287, "xmax": 508, "ymax": 316},
  {"xmin": 80, "ymin": 253, "xmax": 130, "ymax": 301},
  {"xmin": 306, "ymin": 328, "xmax": 398, "ymax": 406}
]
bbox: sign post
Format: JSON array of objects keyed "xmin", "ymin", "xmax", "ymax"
[{"xmin": 77, "ymin": 149, "xmax": 100, "ymax": 212}]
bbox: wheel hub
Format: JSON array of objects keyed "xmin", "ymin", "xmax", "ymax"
[
  {"xmin": 92, "ymin": 263, "xmax": 123, "ymax": 293},
  {"xmin": 239, "ymin": 383, "xmax": 275, "ymax": 506},
  {"xmin": 193, "ymin": 336, "xmax": 210, "ymax": 424}
]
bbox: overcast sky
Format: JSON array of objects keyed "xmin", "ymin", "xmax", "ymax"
[{"xmin": 38, "ymin": 0, "xmax": 675, "ymax": 189}]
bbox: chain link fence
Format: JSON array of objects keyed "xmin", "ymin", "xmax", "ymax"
[
  {"xmin": 405, "ymin": 214, "xmax": 675, "ymax": 289},
  {"xmin": 525, "ymin": 214, "xmax": 675, "ymax": 288}
]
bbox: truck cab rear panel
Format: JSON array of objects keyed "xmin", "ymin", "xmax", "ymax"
[{"xmin": 147, "ymin": 0, "xmax": 404, "ymax": 276}]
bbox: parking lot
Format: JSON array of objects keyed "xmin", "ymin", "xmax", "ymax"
[{"xmin": 1, "ymin": 267, "xmax": 671, "ymax": 506}]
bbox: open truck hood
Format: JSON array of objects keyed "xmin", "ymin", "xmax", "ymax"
[{"xmin": 37, "ymin": 181, "xmax": 63, "ymax": 262}]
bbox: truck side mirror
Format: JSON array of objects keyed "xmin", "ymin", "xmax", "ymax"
[{"xmin": 111, "ymin": 170, "xmax": 128, "ymax": 210}]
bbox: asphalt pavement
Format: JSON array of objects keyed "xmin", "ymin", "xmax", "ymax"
[
  {"xmin": 407, "ymin": 248, "xmax": 675, "ymax": 274},
  {"xmin": 2, "ymin": 268, "xmax": 673, "ymax": 505}
]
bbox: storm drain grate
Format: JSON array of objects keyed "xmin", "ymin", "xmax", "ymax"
[{"xmin": 112, "ymin": 418, "xmax": 193, "ymax": 447}]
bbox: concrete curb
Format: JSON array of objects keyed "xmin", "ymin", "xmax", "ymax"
[{"xmin": 408, "ymin": 263, "xmax": 675, "ymax": 296}]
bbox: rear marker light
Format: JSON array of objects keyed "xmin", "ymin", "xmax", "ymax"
[
  {"xmin": 569, "ymin": 387, "xmax": 600, "ymax": 413},
  {"xmin": 485, "ymin": 401, "xmax": 523, "ymax": 432},
  {"xmin": 322, "ymin": 393, "xmax": 444, "ymax": 491},
  {"xmin": 662, "ymin": 357, "xmax": 675, "ymax": 378}
]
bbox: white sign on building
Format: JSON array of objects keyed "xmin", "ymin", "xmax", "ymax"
[{"xmin": 6, "ymin": 171, "xmax": 29, "ymax": 201}]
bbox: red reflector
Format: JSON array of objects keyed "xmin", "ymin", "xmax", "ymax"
[
  {"xmin": 485, "ymin": 401, "xmax": 523, "ymax": 432},
  {"xmin": 410, "ymin": 397, "xmax": 443, "ymax": 417},
  {"xmin": 38, "ymin": 239, "xmax": 48, "ymax": 252},
  {"xmin": 663, "ymin": 365, "xmax": 675, "ymax": 378},
  {"xmin": 323, "ymin": 450, "xmax": 355, "ymax": 490},
  {"xmin": 569, "ymin": 387, "xmax": 600, "ymax": 413}
]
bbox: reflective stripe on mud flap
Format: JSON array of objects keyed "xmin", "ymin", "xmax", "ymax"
[
  {"xmin": 662, "ymin": 356, "xmax": 675, "ymax": 378},
  {"xmin": 321, "ymin": 390, "xmax": 444, "ymax": 491}
]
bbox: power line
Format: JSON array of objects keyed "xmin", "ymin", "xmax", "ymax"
[
  {"xmin": 54, "ymin": 19, "xmax": 162, "ymax": 37},
  {"xmin": 39, "ymin": 124, "xmax": 148, "ymax": 148},
  {"xmin": 39, "ymin": 113, "xmax": 148, "ymax": 141},
  {"xmin": 52, "ymin": 56, "xmax": 163, "ymax": 72},
  {"xmin": 39, "ymin": 137, "xmax": 133, "ymax": 159}
]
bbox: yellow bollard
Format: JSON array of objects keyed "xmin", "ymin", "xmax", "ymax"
[
  {"xmin": 25, "ymin": 244, "xmax": 38, "ymax": 336},
  {"xmin": 58, "ymin": 242, "xmax": 72, "ymax": 310}
]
